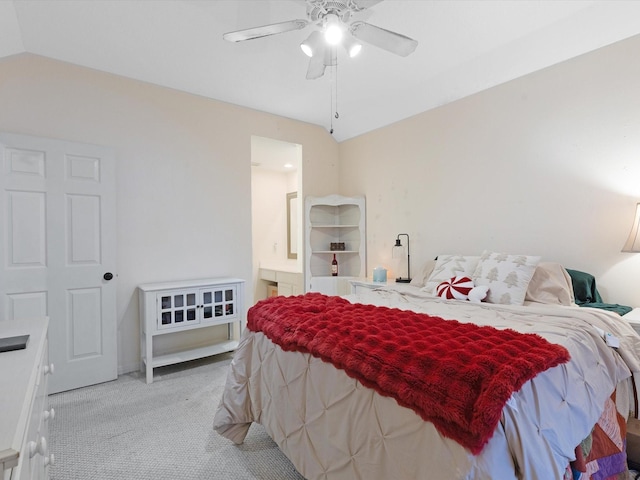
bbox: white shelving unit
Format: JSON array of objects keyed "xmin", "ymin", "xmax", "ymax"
[
  {"xmin": 305, "ymin": 194, "xmax": 366, "ymax": 295},
  {"xmin": 138, "ymin": 277, "xmax": 245, "ymax": 383}
]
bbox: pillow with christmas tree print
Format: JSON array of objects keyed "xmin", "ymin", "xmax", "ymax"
[
  {"xmin": 472, "ymin": 251, "xmax": 541, "ymax": 305},
  {"xmin": 421, "ymin": 254, "xmax": 480, "ymax": 295}
]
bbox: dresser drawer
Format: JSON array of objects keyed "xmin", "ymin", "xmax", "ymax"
[
  {"xmin": 0, "ymin": 318, "xmax": 51, "ymax": 480},
  {"xmin": 15, "ymin": 342, "xmax": 52, "ymax": 480}
]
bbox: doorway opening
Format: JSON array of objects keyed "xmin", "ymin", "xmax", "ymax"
[{"xmin": 250, "ymin": 136, "xmax": 303, "ymax": 303}]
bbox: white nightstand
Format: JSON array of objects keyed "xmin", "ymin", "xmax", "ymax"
[
  {"xmin": 623, "ymin": 308, "xmax": 640, "ymax": 336},
  {"xmin": 349, "ymin": 278, "xmax": 391, "ymax": 294}
]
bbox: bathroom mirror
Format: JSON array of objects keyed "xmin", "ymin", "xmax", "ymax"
[{"xmin": 287, "ymin": 192, "xmax": 298, "ymax": 259}]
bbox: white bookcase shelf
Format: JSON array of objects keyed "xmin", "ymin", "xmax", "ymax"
[
  {"xmin": 305, "ymin": 194, "xmax": 366, "ymax": 295},
  {"xmin": 150, "ymin": 340, "xmax": 239, "ymax": 369},
  {"xmin": 138, "ymin": 277, "xmax": 245, "ymax": 383}
]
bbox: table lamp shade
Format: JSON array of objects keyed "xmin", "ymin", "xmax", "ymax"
[{"xmin": 622, "ymin": 203, "xmax": 640, "ymax": 253}]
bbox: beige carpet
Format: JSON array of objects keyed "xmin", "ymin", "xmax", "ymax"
[{"xmin": 49, "ymin": 354, "xmax": 305, "ymax": 480}]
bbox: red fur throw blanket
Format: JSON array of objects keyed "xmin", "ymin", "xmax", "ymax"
[{"xmin": 247, "ymin": 293, "xmax": 570, "ymax": 454}]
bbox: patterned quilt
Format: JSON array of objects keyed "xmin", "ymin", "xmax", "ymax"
[{"xmin": 565, "ymin": 392, "xmax": 628, "ymax": 480}]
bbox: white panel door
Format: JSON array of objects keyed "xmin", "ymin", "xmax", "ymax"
[{"xmin": 0, "ymin": 132, "xmax": 117, "ymax": 393}]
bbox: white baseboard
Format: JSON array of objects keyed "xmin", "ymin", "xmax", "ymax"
[{"xmin": 118, "ymin": 361, "xmax": 141, "ymax": 376}]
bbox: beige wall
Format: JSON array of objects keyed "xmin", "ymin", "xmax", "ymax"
[
  {"xmin": 340, "ymin": 34, "xmax": 640, "ymax": 307},
  {"xmin": 0, "ymin": 53, "xmax": 339, "ymax": 374},
  {"xmin": 3, "ymin": 31, "xmax": 640, "ymax": 375}
]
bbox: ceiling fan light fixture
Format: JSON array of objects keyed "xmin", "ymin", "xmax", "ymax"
[
  {"xmin": 324, "ymin": 13, "xmax": 343, "ymax": 45},
  {"xmin": 225, "ymin": 0, "xmax": 419, "ymax": 80},
  {"xmin": 300, "ymin": 41, "xmax": 313, "ymax": 57},
  {"xmin": 300, "ymin": 31, "xmax": 322, "ymax": 57},
  {"xmin": 343, "ymin": 35, "xmax": 362, "ymax": 57}
]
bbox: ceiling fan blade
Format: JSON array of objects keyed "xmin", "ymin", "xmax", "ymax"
[
  {"xmin": 305, "ymin": 41, "xmax": 338, "ymax": 80},
  {"xmin": 350, "ymin": 21, "xmax": 417, "ymax": 56},
  {"xmin": 306, "ymin": 53, "xmax": 326, "ymax": 79},
  {"xmin": 223, "ymin": 19, "xmax": 308, "ymax": 42},
  {"xmin": 352, "ymin": 0, "xmax": 385, "ymax": 11}
]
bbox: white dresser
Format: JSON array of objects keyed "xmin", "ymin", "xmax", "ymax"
[{"xmin": 0, "ymin": 317, "xmax": 54, "ymax": 480}]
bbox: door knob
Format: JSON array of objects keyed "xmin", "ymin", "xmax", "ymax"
[{"xmin": 103, "ymin": 272, "xmax": 114, "ymax": 281}]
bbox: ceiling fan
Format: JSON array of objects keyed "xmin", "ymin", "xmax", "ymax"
[{"xmin": 223, "ymin": 0, "xmax": 418, "ymax": 79}]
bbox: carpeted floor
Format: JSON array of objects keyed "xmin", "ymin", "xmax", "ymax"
[{"xmin": 49, "ymin": 354, "xmax": 305, "ymax": 480}]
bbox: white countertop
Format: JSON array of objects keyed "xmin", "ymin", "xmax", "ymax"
[{"xmin": 259, "ymin": 263, "xmax": 302, "ymax": 274}]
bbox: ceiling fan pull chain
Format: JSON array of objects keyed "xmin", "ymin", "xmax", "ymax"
[
  {"xmin": 330, "ymin": 51, "xmax": 338, "ymax": 134},
  {"xmin": 329, "ymin": 50, "xmax": 339, "ymax": 136},
  {"xmin": 335, "ymin": 53, "xmax": 339, "ymax": 120},
  {"xmin": 330, "ymin": 63, "xmax": 334, "ymax": 134}
]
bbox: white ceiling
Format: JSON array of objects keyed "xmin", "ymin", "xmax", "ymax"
[{"xmin": 2, "ymin": 1, "xmax": 640, "ymax": 142}]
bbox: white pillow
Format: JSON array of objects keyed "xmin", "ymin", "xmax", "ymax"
[
  {"xmin": 524, "ymin": 262, "xmax": 574, "ymax": 306},
  {"xmin": 409, "ymin": 259, "xmax": 436, "ymax": 287},
  {"xmin": 472, "ymin": 251, "xmax": 541, "ymax": 305},
  {"xmin": 422, "ymin": 254, "xmax": 480, "ymax": 295}
]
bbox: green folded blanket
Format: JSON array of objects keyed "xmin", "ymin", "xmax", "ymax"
[{"xmin": 565, "ymin": 268, "xmax": 632, "ymax": 316}]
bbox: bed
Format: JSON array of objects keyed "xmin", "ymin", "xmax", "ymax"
[{"xmin": 214, "ymin": 253, "xmax": 640, "ymax": 479}]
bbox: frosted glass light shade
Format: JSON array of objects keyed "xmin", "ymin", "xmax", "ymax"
[
  {"xmin": 343, "ymin": 36, "xmax": 362, "ymax": 57},
  {"xmin": 622, "ymin": 203, "xmax": 640, "ymax": 253},
  {"xmin": 300, "ymin": 31, "xmax": 322, "ymax": 57},
  {"xmin": 301, "ymin": 42, "xmax": 313, "ymax": 57},
  {"xmin": 324, "ymin": 14, "xmax": 343, "ymax": 45}
]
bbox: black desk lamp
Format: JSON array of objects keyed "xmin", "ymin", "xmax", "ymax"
[{"xmin": 393, "ymin": 233, "xmax": 411, "ymax": 283}]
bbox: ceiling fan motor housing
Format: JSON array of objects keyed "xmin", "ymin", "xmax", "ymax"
[{"xmin": 307, "ymin": 0, "xmax": 362, "ymax": 23}]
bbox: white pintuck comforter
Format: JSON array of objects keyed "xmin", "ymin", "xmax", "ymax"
[{"xmin": 213, "ymin": 285, "xmax": 640, "ymax": 479}]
